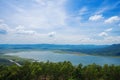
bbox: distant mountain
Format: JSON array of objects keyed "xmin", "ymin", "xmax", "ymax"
[
  {"xmin": 0, "ymin": 44, "xmax": 120, "ymax": 56},
  {"xmin": 98, "ymin": 44, "xmax": 120, "ymax": 56},
  {"xmin": 63, "ymin": 44, "xmax": 120, "ymax": 56}
]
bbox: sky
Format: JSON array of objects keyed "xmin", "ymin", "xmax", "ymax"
[{"xmin": 0, "ymin": 0, "xmax": 120, "ymax": 44}]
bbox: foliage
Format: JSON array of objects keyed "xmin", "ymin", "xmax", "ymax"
[{"xmin": 0, "ymin": 61, "xmax": 120, "ymax": 80}]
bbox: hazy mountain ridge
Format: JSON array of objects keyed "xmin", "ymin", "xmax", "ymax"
[{"xmin": 0, "ymin": 44, "xmax": 120, "ymax": 56}]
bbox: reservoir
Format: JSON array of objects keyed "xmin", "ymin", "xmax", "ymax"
[{"xmin": 5, "ymin": 51, "xmax": 120, "ymax": 65}]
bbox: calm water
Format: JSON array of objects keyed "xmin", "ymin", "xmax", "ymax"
[{"xmin": 5, "ymin": 51, "xmax": 120, "ymax": 65}]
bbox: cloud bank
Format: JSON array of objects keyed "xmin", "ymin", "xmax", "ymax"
[{"xmin": 0, "ymin": 0, "xmax": 120, "ymax": 44}]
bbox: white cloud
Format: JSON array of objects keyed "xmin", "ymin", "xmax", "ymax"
[
  {"xmin": 0, "ymin": 20, "xmax": 11, "ymax": 34},
  {"xmin": 0, "ymin": 1, "xmax": 120, "ymax": 44},
  {"xmin": 105, "ymin": 28, "xmax": 112, "ymax": 32},
  {"xmin": 15, "ymin": 25, "xmax": 36, "ymax": 35},
  {"xmin": 102, "ymin": 36, "xmax": 120, "ymax": 44},
  {"xmin": 0, "ymin": 24, "xmax": 7, "ymax": 30},
  {"xmin": 0, "ymin": 21, "xmax": 36, "ymax": 35},
  {"xmin": 9, "ymin": 0, "xmax": 67, "ymax": 30},
  {"xmin": 104, "ymin": 16, "xmax": 120, "ymax": 24},
  {"xmin": 98, "ymin": 32, "xmax": 108, "ymax": 37},
  {"xmin": 15, "ymin": 25, "xmax": 24, "ymax": 30},
  {"xmin": 48, "ymin": 31, "xmax": 56, "ymax": 37},
  {"xmin": 16, "ymin": 30, "xmax": 36, "ymax": 35},
  {"xmin": 98, "ymin": 28, "xmax": 112, "ymax": 37},
  {"xmin": 89, "ymin": 14, "xmax": 103, "ymax": 21}
]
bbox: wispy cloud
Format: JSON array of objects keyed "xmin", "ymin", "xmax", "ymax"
[
  {"xmin": 95, "ymin": 0, "xmax": 120, "ymax": 15},
  {"xmin": 95, "ymin": 7, "xmax": 109, "ymax": 15},
  {"xmin": 8, "ymin": 0, "xmax": 67, "ymax": 31},
  {"xmin": 105, "ymin": 28, "xmax": 113, "ymax": 32},
  {"xmin": 15, "ymin": 25, "xmax": 37, "ymax": 35},
  {"xmin": 78, "ymin": 7, "xmax": 88, "ymax": 16},
  {"xmin": 89, "ymin": 14, "xmax": 104, "ymax": 21},
  {"xmin": 104, "ymin": 16, "xmax": 120, "ymax": 24},
  {"xmin": 0, "ymin": 0, "xmax": 120, "ymax": 44}
]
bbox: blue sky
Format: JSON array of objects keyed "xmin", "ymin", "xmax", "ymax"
[{"xmin": 0, "ymin": 0, "xmax": 120, "ymax": 44}]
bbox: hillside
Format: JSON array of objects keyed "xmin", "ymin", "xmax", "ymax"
[
  {"xmin": 0, "ymin": 61, "xmax": 120, "ymax": 80},
  {"xmin": 0, "ymin": 44, "xmax": 120, "ymax": 56}
]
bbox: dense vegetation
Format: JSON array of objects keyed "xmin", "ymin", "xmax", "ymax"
[
  {"xmin": 0, "ymin": 44, "xmax": 120, "ymax": 56},
  {"xmin": 0, "ymin": 61, "xmax": 120, "ymax": 80}
]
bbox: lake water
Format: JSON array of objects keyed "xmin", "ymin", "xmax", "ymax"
[{"xmin": 5, "ymin": 51, "xmax": 120, "ymax": 65}]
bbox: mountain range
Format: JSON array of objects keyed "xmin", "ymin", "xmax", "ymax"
[{"xmin": 0, "ymin": 44, "xmax": 120, "ymax": 56}]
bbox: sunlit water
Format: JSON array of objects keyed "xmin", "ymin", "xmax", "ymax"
[{"xmin": 5, "ymin": 51, "xmax": 120, "ymax": 65}]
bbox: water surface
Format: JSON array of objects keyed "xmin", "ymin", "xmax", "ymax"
[{"xmin": 5, "ymin": 51, "xmax": 120, "ymax": 65}]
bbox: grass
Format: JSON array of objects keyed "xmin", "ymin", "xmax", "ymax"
[{"xmin": 0, "ymin": 54, "xmax": 34, "ymax": 65}]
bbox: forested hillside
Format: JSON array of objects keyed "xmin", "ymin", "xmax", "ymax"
[{"xmin": 0, "ymin": 61, "xmax": 120, "ymax": 80}]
